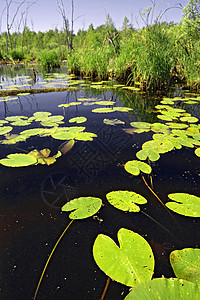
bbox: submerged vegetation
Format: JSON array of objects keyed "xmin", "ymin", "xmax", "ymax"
[{"xmin": 1, "ymin": 0, "xmax": 200, "ymax": 90}]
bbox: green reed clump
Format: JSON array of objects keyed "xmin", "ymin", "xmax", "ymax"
[
  {"xmin": 10, "ymin": 49, "xmax": 25, "ymax": 61},
  {"xmin": 39, "ymin": 50, "xmax": 61, "ymax": 70},
  {"xmin": 130, "ymin": 24, "xmax": 177, "ymax": 90}
]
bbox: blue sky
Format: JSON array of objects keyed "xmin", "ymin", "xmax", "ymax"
[{"xmin": 0, "ymin": 0, "xmax": 188, "ymax": 33}]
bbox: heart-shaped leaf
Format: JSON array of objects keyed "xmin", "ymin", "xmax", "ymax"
[
  {"xmin": 124, "ymin": 160, "xmax": 152, "ymax": 176},
  {"xmin": 136, "ymin": 148, "xmax": 160, "ymax": 162},
  {"xmin": 69, "ymin": 117, "xmax": 87, "ymax": 123},
  {"xmin": 170, "ymin": 248, "xmax": 200, "ymax": 284},
  {"xmin": 125, "ymin": 278, "xmax": 200, "ymax": 299},
  {"xmin": 28, "ymin": 149, "xmax": 62, "ymax": 165},
  {"xmin": 62, "ymin": 196, "xmax": 102, "ymax": 219},
  {"xmin": 106, "ymin": 190, "xmax": 147, "ymax": 212},
  {"xmin": 166, "ymin": 193, "xmax": 200, "ymax": 217},
  {"xmin": 93, "ymin": 228, "xmax": 154, "ymax": 287},
  {"xmin": 0, "ymin": 153, "xmax": 37, "ymax": 167}
]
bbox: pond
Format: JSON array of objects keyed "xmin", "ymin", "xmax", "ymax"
[{"xmin": 0, "ymin": 65, "xmax": 199, "ymax": 299}]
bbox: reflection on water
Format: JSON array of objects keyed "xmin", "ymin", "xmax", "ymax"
[{"xmin": 0, "ymin": 65, "xmax": 199, "ymax": 300}]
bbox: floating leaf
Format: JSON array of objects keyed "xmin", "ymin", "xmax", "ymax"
[
  {"xmin": 0, "ymin": 153, "xmax": 37, "ymax": 167},
  {"xmin": 62, "ymin": 196, "xmax": 102, "ymax": 219},
  {"xmin": 180, "ymin": 116, "xmax": 199, "ymax": 123},
  {"xmin": 0, "ymin": 126, "xmax": 13, "ymax": 135},
  {"xmin": 95, "ymin": 101, "xmax": 115, "ymax": 105},
  {"xmin": 0, "ymin": 120, "xmax": 8, "ymax": 126},
  {"xmin": 114, "ymin": 107, "xmax": 133, "ymax": 112},
  {"xmin": 125, "ymin": 278, "xmax": 200, "ymax": 299},
  {"xmin": 69, "ymin": 117, "xmax": 87, "ymax": 124},
  {"xmin": 33, "ymin": 111, "xmax": 52, "ymax": 121},
  {"xmin": 11, "ymin": 120, "xmax": 32, "ymax": 126},
  {"xmin": 103, "ymin": 119, "xmax": 125, "ymax": 126},
  {"xmin": 195, "ymin": 148, "xmax": 200, "ymax": 157},
  {"xmin": 136, "ymin": 148, "xmax": 160, "ymax": 162},
  {"xmin": 166, "ymin": 123, "xmax": 188, "ymax": 129},
  {"xmin": 93, "ymin": 228, "xmax": 154, "ymax": 287},
  {"xmin": 166, "ymin": 193, "xmax": 200, "ymax": 217},
  {"xmin": 106, "ymin": 190, "xmax": 147, "ymax": 212},
  {"xmin": 92, "ymin": 107, "xmax": 115, "ymax": 113},
  {"xmin": 124, "ymin": 160, "xmax": 152, "ymax": 176},
  {"xmin": 130, "ymin": 122, "xmax": 151, "ymax": 129},
  {"xmin": 74, "ymin": 132, "xmax": 97, "ymax": 141},
  {"xmin": 170, "ymin": 248, "xmax": 200, "ymax": 284},
  {"xmin": 51, "ymin": 131, "xmax": 75, "ymax": 140},
  {"xmin": 58, "ymin": 102, "xmax": 82, "ymax": 107},
  {"xmin": 28, "ymin": 149, "xmax": 61, "ymax": 165},
  {"xmin": 6, "ymin": 116, "xmax": 28, "ymax": 122},
  {"xmin": 20, "ymin": 128, "xmax": 46, "ymax": 137}
]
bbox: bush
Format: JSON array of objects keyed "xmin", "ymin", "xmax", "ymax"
[
  {"xmin": 10, "ymin": 49, "xmax": 24, "ymax": 61},
  {"xmin": 39, "ymin": 50, "xmax": 61, "ymax": 70}
]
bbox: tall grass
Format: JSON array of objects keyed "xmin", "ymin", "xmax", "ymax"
[{"xmin": 39, "ymin": 50, "xmax": 61, "ymax": 70}]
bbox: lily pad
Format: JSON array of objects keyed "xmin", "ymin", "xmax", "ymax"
[
  {"xmin": 136, "ymin": 148, "xmax": 160, "ymax": 162},
  {"xmin": 166, "ymin": 193, "xmax": 200, "ymax": 217},
  {"xmin": 170, "ymin": 248, "xmax": 200, "ymax": 284},
  {"xmin": 125, "ymin": 278, "xmax": 200, "ymax": 299},
  {"xmin": 106, "ymin": 190, "xmax": 147, "ymax": 212},
  {"xmin": 114, "ymin": 107, "xmax": 133, "ymax": 112},
  {"xmin": 0, "ymin": 153, "xmax": 37, "ymax": 167},
  {"xmin": 6, "ymin": 116, "xmax": 28, "ymax": 122},
  {"xmin": 0, "ymin": 126, "xmax": 13, "ymax": 135},
  {"xmin": 124, "ymin": 160, "xmax": 152, "ymax": 176},
  {"xmin": 195, "ymin": 148, "xmax": 200, "ymax": 157},
  {"xmin": 103, "ymin": 119, "xmax": 125, "ymax": 126},
  {"xmin": 69, "ymin": 117, "xmax": 87, "ymax": 124},
  {"xmin": 74, "ymin": 132, "xmax": 97, "ymax": 141},
  {"xmin": 180, "ymin": 116, "xmax": 199, "ymax": 123},
  {"xmin": 62, "ymin": 196, "xmax": 102, "ymax": 219},
  {"xmin": 92, "ymin": 107, "xmax": 115, "ymax": 113},
  {"xmin": 95, "ymin": 101, "xmax": 115, "ymax": 105},
  {"xmin": 58, "ymin": 102, "xmax": 82, "ymax": 108},
  {"xmin": 28, "ymin": 149, "xmax": 61, "ymax": 165},
  {"xmin": 130, "ymin": 122, "xmax": 151, "ymax": 129},
  {"xmin": 93, "ymin": 228, "xmax": 154, "ymax": 287},
  {"xmin": 33, "ymin": 112, "xmax": 52, "ymax": 121}
]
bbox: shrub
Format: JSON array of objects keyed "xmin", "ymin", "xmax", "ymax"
[{"xmin": 39, "ymin": 50, "xmax": 61, "ymax": 70}]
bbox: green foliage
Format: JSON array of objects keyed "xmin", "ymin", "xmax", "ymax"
[
  {"xmin": 93, "ymin": 228, "xmax": 154, "ymax": 287},
  {"xmin": 62, "ymin": 196, "xmax": 102, "ymax": 219},
  {"xmin": 166, "ymin": 193, "xmax": 200, "ymax": 217},
  {"xmin": 39, "ymin": 50, "xmax": 61, "ymax": 70},
  {"xmin": 170, "ymin": 248, "xmax": 200, "ymax": 284},
  {"xmin": 125, "ymin": 278, "xmax": 200, "ymax": 299},
  {"xmin": 10, "ymin": 49, "xmax": 24, "ymax": 61}
]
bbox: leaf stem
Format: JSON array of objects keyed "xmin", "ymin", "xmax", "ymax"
[
  {"xmin": 100, "ymin": 277, "xmax": 111, "ymax": 300},
  {"xmin": 33, "ymin": 219, "xmax": 74, "ymax": 300}
]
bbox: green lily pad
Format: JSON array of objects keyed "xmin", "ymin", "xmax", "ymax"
[
  {"xmin": 166, "ymin": 193, "xmax": 200, "ymax": 217},
  {"xmin": 62, "ymin": 196, "xmax": 102, "ymax": 219},
  {"xmin": 136, "ymin": 148, "xmax": 160, "ymax": 162},
  {"xmin": 58, "ymin": 102, "xmax": 82, "ymax": 108},
  {"xmin": 166, "ymin": 123, "xmax": 188, "ymax": 129},
  {"xmin": 92, "ymin": 107, "xmax": 115, "ymax": 113},
  {"xmin": 170, "ymin": 248, "xmax": 200, "ymax": 284},
  {"xmin": 95, "ymin": 101, "xmax": 115, "ymax": 105},
  {"xmin": 0, "ymin": 126, "xmax": 13, "ymax": 135},
  {"xmin": 28, "ymin": 149, "xmax": 61, "ymax": 165},
  {"xmin": 6, "ymin": 116, "xmax": 28, "ymax": 122},
  {"xmin": 180, "ymin": 116, "xmax": 199, "ymax": 123},
  {"xmin": 11, "ymin": 120, "xmax": 32, "ymax": 126},
  {"xmin": 0, "ymin": 153, "xmax": 37, "ymax": 167},
  {"xmin": 93, "ymin": 228, "xmax": 154, "ymax": 287},
  {"xmin": 195, "ymin": 148, "xmax": 200, "ymax": 157},
  {"xmin": 125, "ymin": 278, "xmax": 200, "ymax": 299},
  {"xmin": 103, "ymin": 119, "xmax": 125, "ymax": 126},
  {"xmin": 124, "ymin": 160, "xmax": 152, "ymax": 176},
  {"xmin": 130, "ymin": 122, "xmax": 151, "ymax": 129},
  {"xmin": 114, "ymin": 107, "xmax": 133, "ymax": 112},
  {"xmin": 20, "ymin": 128, "xmax": 46, "ymax": 137},
  {"xmin": 33, "ymin": 112, "xmax": 52, "ymax": 121},
  {"xmin": 74, "ymin": 132, "xmax": 97, "ymax": 141},
  {"xmin": 0, "ymin": 120, "xmax": 8, "ymax": 126},
  {"xmin": 69, "ymin": 117, "xmax": 87, "ymax": 124},
  {"xmin": 51, "ymin": 131, "xmax": 75, "ymax": 140},
  {"xmin": 106, "ymin": 190, "xmax": 147, "ymax": 212}
]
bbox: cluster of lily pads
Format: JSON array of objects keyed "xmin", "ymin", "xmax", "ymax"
[{"xmin": 33, "ymin": 93, "xmax": 200, "ymax": 299}]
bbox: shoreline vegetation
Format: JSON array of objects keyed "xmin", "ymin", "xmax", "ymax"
[{"xmin": 1, "ymin": 1, "xmax": 200, "ymax": 92}]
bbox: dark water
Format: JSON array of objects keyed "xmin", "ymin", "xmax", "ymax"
[{"xmin": 0, "ymin": 66, "xmax": 199, "ymax": 300}]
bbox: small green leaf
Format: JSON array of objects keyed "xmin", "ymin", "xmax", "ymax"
[
  {"xmin": 124, "ymin": 160, "xmax": 152, "ymax": 176},
  {"xmin": 170, "ymin": 248, "xmax": 200, "ymax": 284},
  {"xmin": 166, "ymin": 193, "xmax": 200, "ymax": 217},
  {"xmin": 0, "ymin": 126, "xmax": 13, "ymax": 135},
  {"xmin": 92, "ymin": 107, "xmax": 115, "ymax": 113},
  {"xmin": 136, "ymin": 148, "xmax": 160, "ymax": 162},
  {"xmin": 58, "ymin": 102, "xmax": 82, "ymax": 108},
  {"xmin": 93, "ymin": 228, "xmax": 154, "ymax": 287},
  {"xmin": 69, "ymin": 117, "xmax": 87, "ymax": 124},
  {"xmin": 62, "ymin": 196, "xmax": 102, "ymax": 219},
  {"xmin": 195, "ymin": 148, "xmax": 200, "ymax": 157},
  {"xmin": 103, "ymin": 119, "xmax": 125, "ymax": 126},
  {"xmin": 106, "ymin": 190, "xmax": 147, "ymax": 212},
  {"xmin": 0, "ymin": 153, "xmax": 37, "ymax": 167},
  {"xmin": 180, "ymin": 116, "xmax": 199, "ymax": 123}
]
